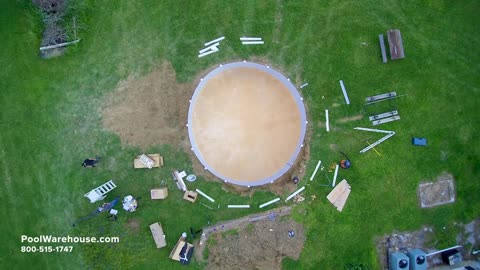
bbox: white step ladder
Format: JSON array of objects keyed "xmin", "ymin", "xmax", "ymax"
[{"xmin": 84, "ymin": 180, "xmax": 117, "ymax": 203}]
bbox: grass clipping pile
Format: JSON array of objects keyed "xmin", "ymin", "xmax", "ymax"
[
  {"xmin": 102, "ymin": 62, "xmax": 192, "ymax": 149},
  {"xmin": 203, "ymin": 218, "xmax": 305, "ymax": 270}
]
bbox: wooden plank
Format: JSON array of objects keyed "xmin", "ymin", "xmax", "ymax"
[
  {"xmin": 334, "ymin": 188, "xmax": 351, "ymax": 212},
  {"xmin": 379, "ymin": 34, "xmax": 388, "ymax": 63},
  {"xmin": 327, "ymin": 180, "xmax": 349, "ymax": 202},
  {"xmin": 372, "ymin": 115, "xmax": 400, "ymax": 126},
  {"xmin": 387, "ymin": 29, "xmax": 405, "ymax": 60},
  {"xmin": 332, "ymin": 185, "xmax": 351, "ymax": 207},
  {"xmin": 369, "ymin": 110, "xmax": 398, "ymax": 121},
  {"xmin": 332, "ymin": 181, "xmax": 350, "ymax": 202}
]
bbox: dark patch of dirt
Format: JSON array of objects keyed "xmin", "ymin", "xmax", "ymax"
[
  {"xmin": 102, "ymin": 62, "xmax": 194, "ymax": 149},
  {"xmin": 125, "ymin": 218, "xmax": 140, "ymax": 234},
  {"xmin": 196, "ymin": 207, "xmax": 305, "ymax": 270},
  {"xmin": 418, "ymin": 172, "xmax": 455, "ymax": 208}
]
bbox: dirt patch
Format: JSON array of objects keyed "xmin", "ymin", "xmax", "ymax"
[
  {"xmin": 125, "ymin": 218, "xmax": 140, "ymax": 234},
  {"xmin": 195, "ymin": 207, "xmax": 305, "ymax": 270},
  {"xmin": 102, "ymin": 62, "xmax": 194, "ymax": 149},
  {"xmin": 418, "ymin": 172, "xmax": 455, "ymax": 208},
  {"xmin": 338, "ymin": 114, "xmax": 363, "ymax": 123}
]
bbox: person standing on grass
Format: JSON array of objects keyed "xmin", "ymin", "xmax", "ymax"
[{"xmin": 82, "ymin": 157, "xmax": 99, "ymax": 167}]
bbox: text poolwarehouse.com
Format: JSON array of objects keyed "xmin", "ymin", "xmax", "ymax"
[{"xmin": 21, "ymin": 235, "xmax": 120, "ymax": 244}]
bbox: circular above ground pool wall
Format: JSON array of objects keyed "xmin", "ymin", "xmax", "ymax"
[{"xmin": 187, "ymin": 62, "xmax": 307, "ymax": 186}]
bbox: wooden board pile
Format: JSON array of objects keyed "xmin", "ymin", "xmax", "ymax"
[{"xmin": 326, "ymin": 179, "xmax": 351, "ymax": 212}]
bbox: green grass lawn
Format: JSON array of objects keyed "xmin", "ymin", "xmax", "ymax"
[{"xmin": 1, "ymin": 0, "xmax": 479, "ymax": 269}]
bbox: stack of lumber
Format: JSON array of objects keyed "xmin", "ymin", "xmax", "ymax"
[{"xmin": 326, "ymin": 179, "xmax": 351, "ymax": 212}]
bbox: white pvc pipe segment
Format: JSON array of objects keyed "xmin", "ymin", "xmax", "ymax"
[
  {"xmin": 259, "ymin": 198, "xmax": 280, "ymax": 208},
  {"xmin": 227, "ymin": 205, "xmax": 250, "ymax": 208},
  {"xmin": 332, "ymin": 165, "xmax": 339, "ymax": 186},
  {"xmin": 310, "ymin": 160, "xmax": 322, "ymax": 181},
  {"xmin": 325, "ymin": 110, "xmax": 330, "ymax": 132},
  {"xmin": 195, "ymin": 189, "xmax": 215, "ymax": 203},
  {"xmin": 242, "ymin": 41, "xmax": 264, "ymax": 45},
  {"xmin": 285, "ymin": 186, "xmax": 306, "ymax": 201},
  {"xmin": 339, "ymin": 80, "xmax": 350, "ymax": 105},
  {"xmin": 199, "ymin": 43, "xmax": 219, "ymax": 53},
  {"xmin": 198, "ymin": 50, "xmax": 218, "ymax": 58},
  {"xmin": 240, "ymin": 37, "xmax": 262, "ymax": 41},
  {"xmin": 204, "ymin": 36, "xmax": 225, "ymax": 47}
]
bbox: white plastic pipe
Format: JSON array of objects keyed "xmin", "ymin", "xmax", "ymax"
[
  {"xmin": 199, "ymin": 43, "xmax": 219, "ymax": 53},
  {"xmin": 300, "ymin": 83, "xmax": 309, "ymax": 89},
  {"xmin": 285, "ymin": 186, "xmax": 306, "ymax": 202},
  {"xmin": 339, "ymin": 80, "xmax": 350, "ymax": 105},
  {"xmin": 426, "ymin": 245, "xmax": 463, "ymax": 257},
  {"xmin": 204, "ymin": 36, "xmax": 225, "ymax": 47},
  {"xmin": 242, "ymin": 41, "xmax": 264, "ymax": 45},
  {"xmin": 240, "ymin": 37, "xmax": 262, "ymax": 41},
  {"xmin": 227, "ymin": 205, "xmax": 250, "ymax": 208},
  {"xmin": 195, "ymin": 189, "xmax": 215, "ymax": 203},
  {"xmin": 332, "ymin": 165, "xmax": 339, "ymax": 187},
  {"xmin": 325, "ymin": 110, "xmax": 330, "ymax": 132},
  {"xmin": 259, "ymin": 198, "xmax": 280, "ymax": 208},
  {"xmin": 198, "ymin": 50, "xmax": 218, "ymax": 58},
  {"xmin": 310, "ymin": 160, "xmax": 322, "ymax": 181}
]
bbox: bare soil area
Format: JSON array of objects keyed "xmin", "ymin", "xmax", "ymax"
[
  {"xmin": 418, "ymin": 172, "xmax": 455, "ymax": 208},
  {"xmin": 102, "ymin": 62, "xmax": 194, "ymax": 149},
  {"xmin": 195, "ymin": 206, "xmax": 305, "ymax": 270}
]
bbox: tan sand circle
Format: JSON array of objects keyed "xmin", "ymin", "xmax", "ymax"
[{"xmin": 188, "ymin": 62, "xmax": 306, "ymax": 186}]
